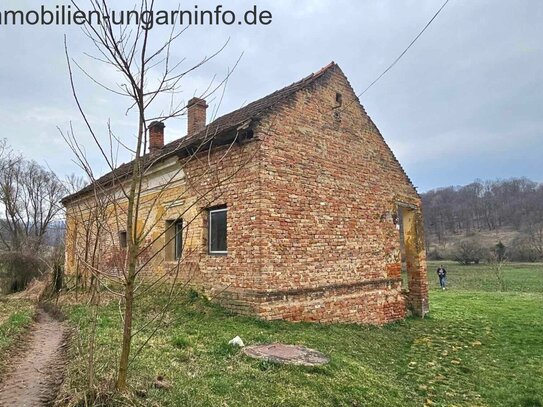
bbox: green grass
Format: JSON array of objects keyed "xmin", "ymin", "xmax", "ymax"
[
  {"xmin": 427, "ymin": 260, "xmax": 543, "ymax": 293},
  {"xmin": 0, "ymin": 299, "xmax": 35, "ymax": 375},
  {"xmin": 60, "ymin": 263, "xmax": 543, "ymax": 407}
]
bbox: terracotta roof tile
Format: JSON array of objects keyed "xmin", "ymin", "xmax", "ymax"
[{"xmin": 62, "ymin": 62, "xmax": 337, "ymax": 204}]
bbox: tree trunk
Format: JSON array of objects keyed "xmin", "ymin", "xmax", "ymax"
[{"xmin": 116, "ymin": 272, "xmax": 135, "ymax": 391}]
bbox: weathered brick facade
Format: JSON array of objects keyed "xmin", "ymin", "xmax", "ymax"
[{"xmin": 64, "ymin": 63, "xmax": 428, "ymax": 324}]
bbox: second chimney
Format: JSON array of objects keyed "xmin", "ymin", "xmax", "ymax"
[
  {"xmin": 149, "ymin": 121, "xmax": 165, "ymax": 153},
  {"xmin": 187, "ymin": 97, "xmax": 207, "ymax": 137}
]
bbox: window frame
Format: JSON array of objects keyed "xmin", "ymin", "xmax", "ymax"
[
  {"xmin": 208, "ymin": 207, "xmax": 228, "ymax": 255},
  {"xmin": 174, "ymin": 219, "xmax": 183, "ymax": 260},
  {"xmin": 119, "ymin": 231, "xmax": 127, "ymax": 248}
]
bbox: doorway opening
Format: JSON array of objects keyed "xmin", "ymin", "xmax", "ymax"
[
  {"xmin": 397, "ymin": 208, "xmax": 408, "ymax": 291},
  {"xmin": 396, "ymin": 203, "xmax": 427, "ymax": 316},
  {"xmin": 397, "ymin": 205, "xmax": 418, "ymax": 290}
]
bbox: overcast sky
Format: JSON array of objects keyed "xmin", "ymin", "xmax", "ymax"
[{"xmin": 0, "ymin": 0, "xmax": 541, "ymax": 192}]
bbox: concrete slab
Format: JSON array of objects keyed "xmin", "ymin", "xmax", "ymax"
[{"xmin": 243, "ymin": 343, "xmax": 329, "ymax": 366}]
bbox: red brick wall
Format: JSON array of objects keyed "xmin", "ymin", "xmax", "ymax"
[
  {"xmin": 65, "ymin": 66, "xmax": 428, "ymax": 325},
  {"xmin": 247, "ymin": 65, "xmax": 427, "ymax": 323},
  {"xmin": 182, "ymin": 142, "xmax": 264, "ymax": 296}
]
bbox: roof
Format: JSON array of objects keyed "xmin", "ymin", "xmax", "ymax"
[{"xmin": 62, "ymin": 62, "xmax": 338, "ymax": 204}]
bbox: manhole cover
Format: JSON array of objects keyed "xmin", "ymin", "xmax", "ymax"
[{"xmin": 243, "ymin": 343, "xmax": 329, "ymax": 366}]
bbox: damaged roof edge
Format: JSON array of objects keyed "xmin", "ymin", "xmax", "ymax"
[
  {"xmin": 61, "ymin": 62, "xmax": 338, "ymax": 205},
  {"xmin": 60, "ymin": 120, "xmax": 257, "ymax": 205}
]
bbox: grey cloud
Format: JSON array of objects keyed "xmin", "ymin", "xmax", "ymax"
[{"xmin": 0, "ymin": 0, "xmax": 541, "ymax": 192}]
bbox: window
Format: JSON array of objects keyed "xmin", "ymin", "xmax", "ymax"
[
  {"xmin": 165, "ymin": 219, "xmax": 183, "ymax": 260},
  {"xmin": 208, "ymin": 207, "xmax": 227, "ymax": 254},
  {"xmin": 335, "ymin": 92, "xmax": 343, "ymax": 106},
  {"xmin": 174, "ymin": 220, "xmax": 183, "ymax": 260},
  {"xmin": 119, "ymin": 231, "xmax": 127, "ymax": 248}
]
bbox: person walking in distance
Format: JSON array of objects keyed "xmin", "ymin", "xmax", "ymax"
[{"xmin": 437, "ymin": 265, "xmax": 447, "ymax": 290}]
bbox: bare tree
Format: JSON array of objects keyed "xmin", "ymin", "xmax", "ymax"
[
  {"xmin": 0, "ymin": 143, "xmax": 65, "ymax": 253},
  {"xmin": 528, "ymin": 222, "xmax": 543, "ymax": 260},
  {"xmin": 453, "ymin": 238, "xmax": 486, "ymax": 265},
  {"xmin": 60, "ymin": 0, "xmax": 254, "ymax": 394},
  {"xmin": 487, "ymin": 249, "xmax": 507, "ymax": 292}
]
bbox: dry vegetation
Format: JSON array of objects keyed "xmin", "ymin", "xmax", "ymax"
[{"xmin": 0, "ymin": 299, "xmax": 35, "ymax": 375}]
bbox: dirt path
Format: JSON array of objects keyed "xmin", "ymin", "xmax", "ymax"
[{"xmin": 0, "ymin": 309, "xmax": 67, "ymax": 407}]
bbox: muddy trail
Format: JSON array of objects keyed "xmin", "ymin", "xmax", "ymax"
[{"xmin": 0, "ymin": 309, "xmax": 68, "ymax": 406}]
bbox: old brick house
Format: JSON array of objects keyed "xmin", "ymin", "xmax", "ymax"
[{"xmin": 63, "ymin": 62, "xmax": 428, "ymax": 324}]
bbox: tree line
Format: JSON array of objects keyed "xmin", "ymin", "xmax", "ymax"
[
  {"xmin": 421, "ymin": 178, "xmax": 543, "ymax": 262},
  {"xmin": 0, "ymin": 139, "xmax": 72, "ymax": 293},
  {"xmin": 0, "ymin": 139, "xmax": 66, "ymax": 252}
]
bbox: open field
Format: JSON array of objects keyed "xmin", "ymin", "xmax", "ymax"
[
  {"xmin": 426, "ymin": 260, "xmax": 543, "ymax": 292},
  {"xmin": 57, "ymin": 262, "xmax": 543, "ymax": 406}
]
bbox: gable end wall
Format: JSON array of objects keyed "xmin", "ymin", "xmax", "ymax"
[{"xmin": 252, "ymin": 66, "xmax": 427, "ymax": 324}]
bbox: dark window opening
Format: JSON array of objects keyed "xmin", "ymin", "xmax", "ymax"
[
  {"xmin": 166, "ymin": 219, "xmax": 183, "ymax": 260},
  {"xmin": 119, "ymin": 231, "xmax": 127, "ymax": 248},
  {"xmin": 174, "ymin": 220, "xmax": 183, "ymax": 260},
  {"xmin": 335, "ymin": 92, "xmax": 343, "ymax": 106},
  {"xmin": 208, "ymin": 207, "xmax": 227, "ymax": 254}
]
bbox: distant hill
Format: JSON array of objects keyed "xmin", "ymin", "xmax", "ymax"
[{"xmin": 421, "ymin": 178, "xmax": 543, "ymax": 262}]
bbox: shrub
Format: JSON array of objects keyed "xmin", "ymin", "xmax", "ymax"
[
  {"xmin": 453, "ymin": 239, "xmax": 487, "ymax": 265},
  {"xmin": 426, "ymin": 248, "xmax": 444, "ymax": 261},
  {"xmin": 0, "ymin": 252, "xmax": 44, "ymax": 294},
  {"xmin": 493, "ymin": 241, "xmax": 507, "ymax": 262},
  {"xmin": 508, "ymin": 235, "xmax": 540, "ymax": 262}
]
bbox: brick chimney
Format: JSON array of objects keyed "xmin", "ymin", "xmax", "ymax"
[
  {"xmin": 187, "ymin": 97, "xmax": 207, "ymax": 137},
  {"xmin": 149, "ymin": 121, "xmax": 165, "ymax": 153}
]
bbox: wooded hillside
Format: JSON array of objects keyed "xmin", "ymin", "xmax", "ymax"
[{"xmin": 421, "ymin": 178, "xmax": 543, "ymax": 261}]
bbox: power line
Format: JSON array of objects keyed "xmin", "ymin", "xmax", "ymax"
[{"xmin": 359, "ymin": 0, "xmax": 451, "ymax": 97}]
